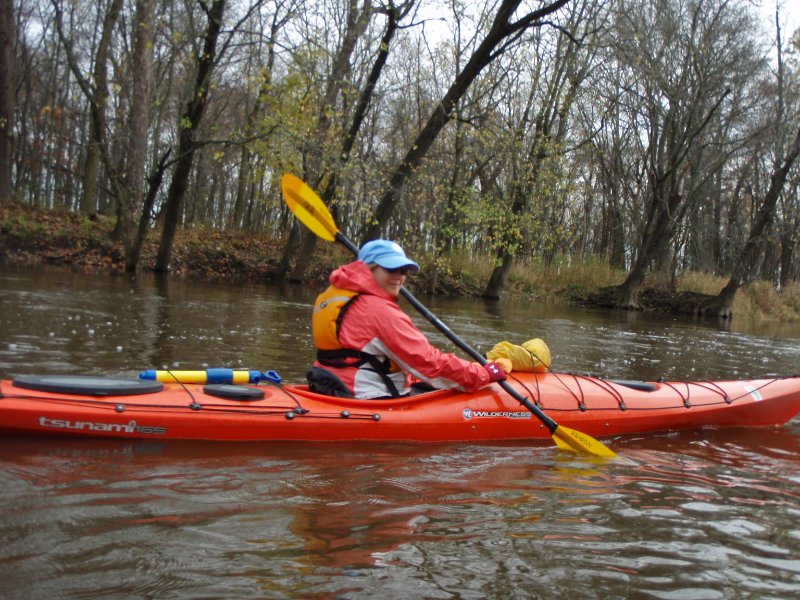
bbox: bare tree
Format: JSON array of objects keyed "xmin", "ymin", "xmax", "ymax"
[
  {"xmin": 602, "ymin": 0, "xmax": 762, "ymax": 307},
  {"xmin": 51, "ymin": 0, "xmax": 121, "ymax": 214},
  {"xmin": 0, "ymin": 0, "xmax": 13, "ymax": 204},
  {"xmin": 708, "ymin": 126, "xmax": 800, "ymax": 316},
  {"xmin": 705, "ymin": 8, "xmax": 800, "ymax": 316},
  {"xmin": 276, "ymin": 0, "xmax": 377, "ymax": 279},
  {"xmin": 286, "ymin": 0, "xmax": 415, "ymax": 280},
  {"xmin": 155, "ymin": 0, "xmax": 226, "ymax": 272},
  {"xmin": 82, "ymin": 0, "xmax": 122, "ymax": 215},
  {"xmin": 482, "ymin": 0, "xmax": 601, "ymax": 298},
  {"xmin": 122, "ymin": 0, "xmax": 157, "ymax": 272},
  {"xmin": 229, "ymin": 1, "xmax": 298, "ymax": 231},
  {"xmin": 363, "ymin": 0, "xmax": 569, "ymax": 241}
]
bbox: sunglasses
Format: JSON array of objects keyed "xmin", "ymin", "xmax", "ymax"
[{"xmin": 384, "ymin": 267, "xmax": 413, "ymax": 275}]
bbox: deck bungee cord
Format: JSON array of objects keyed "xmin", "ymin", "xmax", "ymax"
[
  {"xmin": 498, "ymin": 342, "xmax": 791, "ymax": 413},
  {"xmin": 2, "ymin": 372, "xmax": 794, "ymax": 415}
]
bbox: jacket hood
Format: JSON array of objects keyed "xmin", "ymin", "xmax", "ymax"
[{"xmin": 330, "ymin": 260, "xmax": 395, "ymax": 300}]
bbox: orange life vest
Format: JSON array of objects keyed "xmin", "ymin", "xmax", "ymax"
[
  {"xmin": 310, "ymin": 285, "xmax": 402, "ymax": 397},
  {"xmin": 311, "ymin": 285, "xmax": 359, "ymax": 350}
]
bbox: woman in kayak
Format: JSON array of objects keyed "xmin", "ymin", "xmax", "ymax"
[{"xmin": 307, "ymin": 239, "xmax": 508, "ymax": 398}]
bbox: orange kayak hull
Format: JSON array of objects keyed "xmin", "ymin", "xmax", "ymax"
[{"xmin": 1, "ymin": 373, "xmax": 799, "ymax": 442}]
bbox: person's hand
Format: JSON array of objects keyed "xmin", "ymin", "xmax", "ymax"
[{"xmin": 483, "ymin": 361, "xmax": 507, "ymax": 382}]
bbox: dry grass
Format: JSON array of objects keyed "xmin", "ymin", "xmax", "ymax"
[
  {"xmin": 738, "ymin": 281, "xmax": 800, "ymax": 322},
  {"xmin": 676, "ymin": 271, "xmax": 800, "ymax": 322},
  {"xmin": 424, "ymin": 252, "xmax": 628, "ymax": 300},
  {"xmin": 675, "ymin": 270, "xmax": 728, "ymax": 295},
  {"xmin": 431, "ymin": 256, "xmax": 800, "ymax": 322},
  {"xmin": 505, "ymin": 256, "xmax": 628, "ymax": 300}
]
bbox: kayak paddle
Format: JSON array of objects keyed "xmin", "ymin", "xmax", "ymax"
[{"xmin": 280, "ymin": 173, "xmax": 616, "ymax": 457}]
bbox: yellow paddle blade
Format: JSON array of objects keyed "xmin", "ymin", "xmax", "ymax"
[
  {"xmin": 280, "ymin": 173, "xmax": 338, "ymax": 241},
  {"xmin": 553, "ymin": 425, "xmax": 617, "ymax": 458}
]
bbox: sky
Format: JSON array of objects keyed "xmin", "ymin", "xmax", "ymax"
[{"xmin": 757, "ymin": 0, "xmax": 799, "ymax": 37}]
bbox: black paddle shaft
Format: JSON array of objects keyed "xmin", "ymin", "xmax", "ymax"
[{"xmin": 334, "ymin": 232, "xmax": 559, "ymax": 434}]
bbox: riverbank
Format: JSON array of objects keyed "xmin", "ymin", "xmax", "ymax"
[{"xmin": 2, "ymin": 203, "xmax": 799, "ymax": 321}]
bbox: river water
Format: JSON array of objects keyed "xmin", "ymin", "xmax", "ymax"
[{"xmin": 1, "ymin": 264, "xmax": 799, "ymax": 598}]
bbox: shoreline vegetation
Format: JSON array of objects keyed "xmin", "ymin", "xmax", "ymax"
[{"xmin": 3, "ymin": 204, "xmax": 800, "ymax": 323}]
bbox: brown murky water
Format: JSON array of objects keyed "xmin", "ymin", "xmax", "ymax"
[{"xmin": 1, "ymin": 265, "xmax": 799, "ymax": 598}]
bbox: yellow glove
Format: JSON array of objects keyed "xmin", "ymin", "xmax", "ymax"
[{"xmin": 486, "ymin": 338, "xmax": 551, "ymax": 373}]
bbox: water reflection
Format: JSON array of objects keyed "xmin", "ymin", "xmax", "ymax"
[{"xmin": 4, "ymin": 424, "xmax": 799, "ymax": 597}]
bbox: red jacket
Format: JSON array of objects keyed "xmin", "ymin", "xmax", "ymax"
[{"xmin": 312, "ymin": 260, "xmax": 491, "ymax": 398}]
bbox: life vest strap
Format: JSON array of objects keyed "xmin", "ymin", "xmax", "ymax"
[{"xmin": 316, "ymin": 349, "xmax": 402, "ymax": 398}]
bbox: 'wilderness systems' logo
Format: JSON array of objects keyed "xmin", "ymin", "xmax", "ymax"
[
  {"xmin": 462, "ymin": 408, "xmax": 531, "ymax": 420},
  {"xmin": 38, "ymin": 416, "xmax": 166, "ymax": 435}
]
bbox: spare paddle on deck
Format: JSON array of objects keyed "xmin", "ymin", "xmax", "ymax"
[{"xmin": 280, "ymin": 173, "xmax": 616, "ymax": 457}]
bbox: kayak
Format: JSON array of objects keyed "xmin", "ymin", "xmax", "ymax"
[{"xmin": 2, "ymin": 371, "xmax": 800, "ymax": 442}]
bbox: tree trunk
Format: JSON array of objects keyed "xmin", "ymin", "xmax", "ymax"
[
  {"xmin": 84, "ymin": 0, "xmax": 123, "ymax": 216},
  {"xmin": 614, "ymin": 187, "xmax": 683, "ymax": 308},
  {"xmin": 607, "ymin": 197, "xmax": 625, "ymax": 269},
  {"xmin": 778, "ymin": 225, "xmax": 796, "ymax": 290},
  {"xmin": 155, "ymin": 0, "xmax": 226, "ymax": 272},
  {"xmin": 482, "ymin": 249, "xmax": 513, "ymax": 299},
  {"xmin": 230, "ymin": 8, "xmax": 287, "ymax": 230},
  {"xmin": 121, "ymin": 0, "xmax": 156, "ymax": 271},
  {"xmin": 0, "ymin": 0, "xmax": 14, "ymax": 203},
  {"xmin": 126, "ymin": 150, "xmax": 170, "ymax": 272},
  {"xmin": 230, "ymin": 145, "xmax": 250, "ymax": 229},
  {"xmin": 276, "ymin": 219, "xmax": 301, "ymax": 276}
]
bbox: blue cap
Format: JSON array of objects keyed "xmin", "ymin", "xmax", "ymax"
[{"xmin": 358, "ymin": 240, "xmax": 420, "ymax": 272}]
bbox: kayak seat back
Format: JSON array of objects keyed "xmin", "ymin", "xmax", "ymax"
[{"xmin": 306, "ymin": 366, "xmax": 354, "ymax": 398}]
